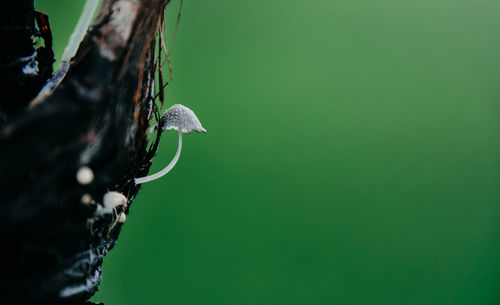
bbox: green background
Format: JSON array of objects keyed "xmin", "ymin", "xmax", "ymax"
[{"xmin": 36, "ymin": 0, "xmax": 500, "ymax": 304}]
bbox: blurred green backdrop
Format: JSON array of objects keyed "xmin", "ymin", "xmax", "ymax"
[{"xmin": 36, "ymin": 0, "xmax": 500, "ymax": 304}]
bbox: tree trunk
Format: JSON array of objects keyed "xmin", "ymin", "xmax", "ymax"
[{"xmin": 0, "ymin": 0, "xmax": 169, "ymax": 304}]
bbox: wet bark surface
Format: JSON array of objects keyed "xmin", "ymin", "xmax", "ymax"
[
  {"xmin": 0, "ymin": 0, "xmax": 169, "ymax": 304},
  {"xmin": 0, "ymin": 1, "xmax": 54, "ymax": 117}
]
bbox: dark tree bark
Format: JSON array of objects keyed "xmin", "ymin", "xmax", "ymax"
[
  {"xmin": 0, "ymin": 1, "xmax": 54, "ymax": 116},
  {"xmin": 0, "ymin": 0, "xmax": 169, "ymax": 304}
]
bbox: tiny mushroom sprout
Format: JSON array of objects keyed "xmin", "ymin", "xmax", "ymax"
[
  {"xmin": 96, "ymin": 191, "xmax": 128, "ymax": 216},
  {"xmin": 134, "ymin": 104, "xmax": 206, "ymax": 184},
  {"xmin": 76, "ymin": 166, "xmax": 94, "ymax": 185}
]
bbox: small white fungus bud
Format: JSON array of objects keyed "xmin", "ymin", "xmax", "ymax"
[
  {"xmin": 96, "ymin": 191, "xmax": 127, "ymax": 216},
  {"xmin": 103, "ymin": 191, "xmax": 127, "ymax": 210},
  {"xmin": 81, "ymin": 193, "xmax": 92, "ymax": 205},
  {"xmin": 76, "ymin": 166, "xmax": 94, "ymax": 185},
  {"xmin": 117, "ymin": 213, "xmax": 127, "ymax": 223}
]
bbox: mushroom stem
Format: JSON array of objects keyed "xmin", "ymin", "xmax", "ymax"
[{"xmin": 134, "ymin": 130, "xmax": 183, "ymax": 184}]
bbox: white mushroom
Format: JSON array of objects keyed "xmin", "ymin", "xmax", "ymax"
[
  {"xmin": 117, "ymin": 213, "xmax": 127, "ymax": 223},
  {"xmin": 76, "ymin": 166, "xmax": 94, "ymax": 185},
  {"xmin": 81, "ymin": 193, "xmax": 92, "ymax": 205},
  {"xmin": 97, "ymin": 191, "xmax": 127, "ymax": 215},
  {"xmin": 135, "ymin": 104, "xmax": 206, "ymax": 184}
]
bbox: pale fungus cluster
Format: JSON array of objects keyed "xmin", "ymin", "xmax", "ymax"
[{"xmin": 75, "ymin": 105, "xmax": 204, "ymax": 229}]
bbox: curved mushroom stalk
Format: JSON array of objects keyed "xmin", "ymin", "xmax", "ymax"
[
  {"xmin": 135, "ymin": 104, "xmax": 206, "ymax": 184},
  {"xmin": 135, "ymin": 130, "xmax": 182, "ymax": 184}
]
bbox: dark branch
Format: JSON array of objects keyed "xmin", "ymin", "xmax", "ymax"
[{"xmin": 0, "ymin": 0, "xmax": 170, "ymax": 304}]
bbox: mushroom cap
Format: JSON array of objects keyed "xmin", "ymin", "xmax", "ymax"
[
  {"xmin": 103, "ymin": 191, "xmax": 127, "ymax": 210},
  {"xmin": 152, "ymin": 104, "xmax": 207, "ymax": 134},
  {"xmin": 96, "ymin": 191, "xmax": 127, "ymax": 216},
  {"xmin": 76, "ymin": 166, "xmax": 94, "ymax": 185}
]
